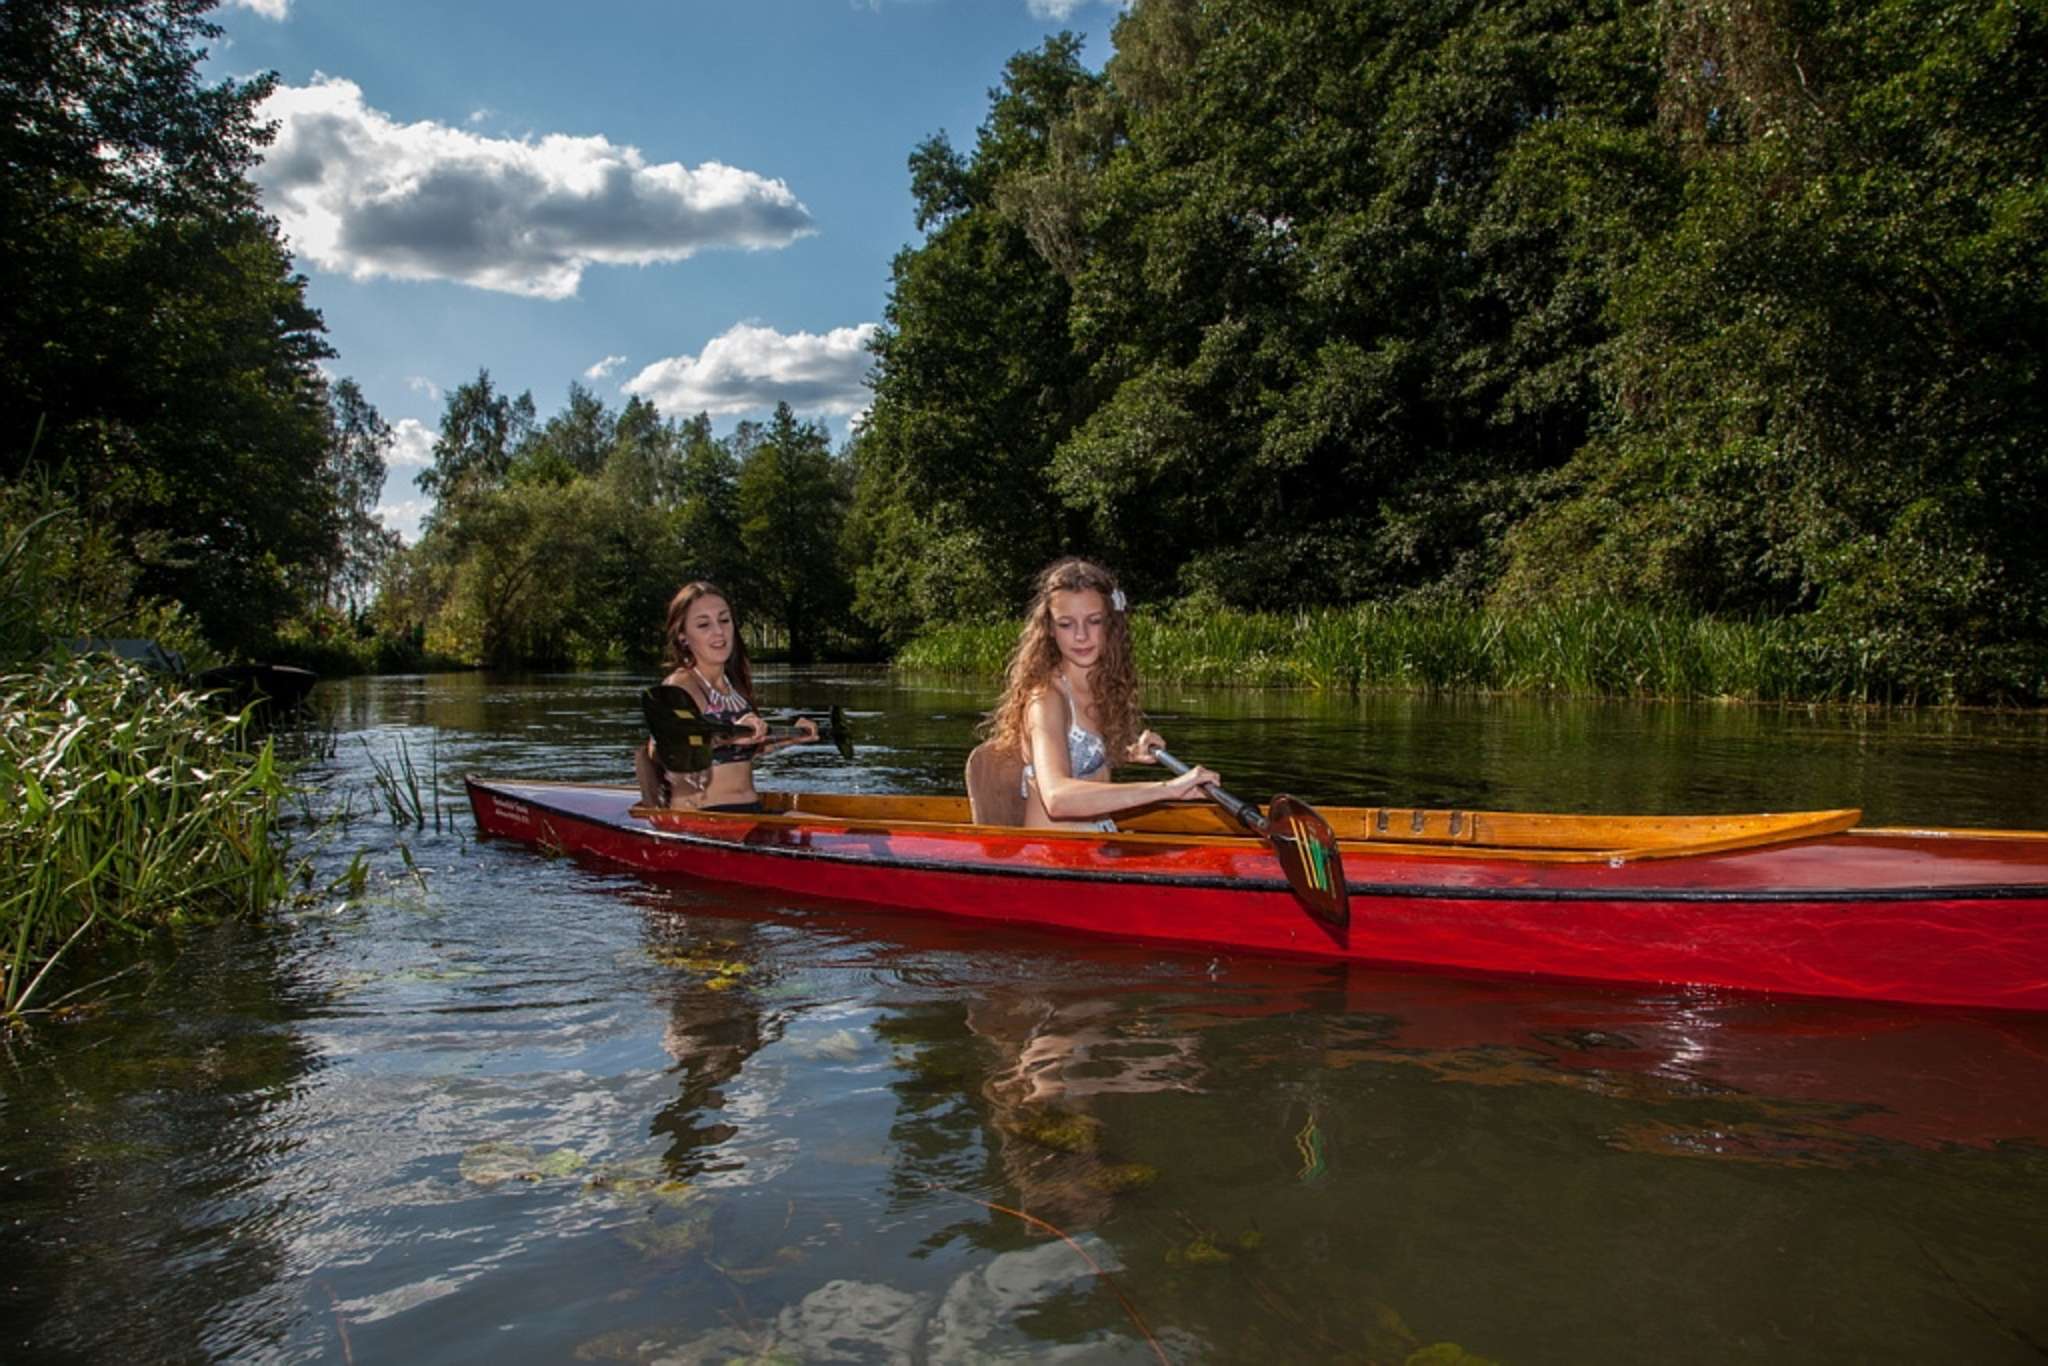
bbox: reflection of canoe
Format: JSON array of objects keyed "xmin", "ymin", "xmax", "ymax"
[{"xmin": 463, "ymin": 778, "xmax": 2048, "ymax": 1011}]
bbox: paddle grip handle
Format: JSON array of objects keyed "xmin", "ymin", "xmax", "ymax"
[{"xmin": 1150, "ymin": 748, "xmax": 1267, "ymax": 833}]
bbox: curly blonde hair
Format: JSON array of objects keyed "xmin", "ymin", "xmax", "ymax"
[{"xmin": 982, "ymin": 558, "xmax": 1142, "ymax": 763}]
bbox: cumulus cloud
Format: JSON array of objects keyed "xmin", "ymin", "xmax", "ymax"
[
  {"xmin": 386, "ymin": 417, "xmax": 436, "ymax": 471},
  {"xmin": 225, "ymin": 0, "xmax": 290, "ymax": 18},
  {"xmin": 374, "ymin": 497, "xmax": 430, "ymax": 546},
  {"xmin": 1025, "ymin": 0, "xmax": 1125, "ymax": 17},
  {"xmin": 625, "ymin": 323, "xmax": 876, "ymax": 418},
  {"xmin": 406, "ymin": 376, "xmax": 442, "ymax": 403},
  {"xmin": 584, "ymin": 354, "xmax": 629, "ymax": 382},
  {"xmin": 255, "ymin": 77, "xmax": 816, "ymax": 298}
]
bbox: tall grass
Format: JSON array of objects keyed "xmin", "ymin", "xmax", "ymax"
[
  {"xmin": 894, "ymin": 600, "xmax": 2020, "ymax": 704},
  {"xmin": 0, "ymin": 658, "xmax": 294, "ymax": 1023}
]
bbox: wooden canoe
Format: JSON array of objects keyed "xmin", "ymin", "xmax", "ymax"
[{"xmin": 465, "ymin": 778, "xmax": 2048, "ymax": 1012}]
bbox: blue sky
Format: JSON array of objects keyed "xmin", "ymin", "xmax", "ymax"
[{"xmin": 210, "ymin": 0, "xmax": 1128, "ymax": 540}]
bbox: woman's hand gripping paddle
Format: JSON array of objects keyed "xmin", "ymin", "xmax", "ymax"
[
  {"xmin": 641, "ymin": 685, "xmax": 855, "ymax": 774},
  {"xmin": 1150, "ymin": 747, "xmax": 1350, "ymax": 934}
]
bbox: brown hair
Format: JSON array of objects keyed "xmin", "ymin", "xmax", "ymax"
[
  {"xmin": 663, "ymin": 580, "xmax": 755, "ymax": 707},
  {"xmin": 982, "ymin": 557, "xmax": 1142, "ymax": 762}
]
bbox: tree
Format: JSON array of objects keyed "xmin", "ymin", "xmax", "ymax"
[
  {"xmin": 417, "ymin": 370, "xmax": 536, "ymax": 520},
  {"xmin": 738, "ymin": 404, "xmax": 848, "ymax": 663},
  {"xmin": 1, "ymin": 0, "xmax": 337, "ymax": 655},
  {"xmin": 322, "ymin": 379, "xmax": 400, "ymax": 616}
]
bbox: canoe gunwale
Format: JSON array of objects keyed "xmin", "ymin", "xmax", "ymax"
[
  {"xmin": 473, "ymin": 779, "xmax": 2048, "ymax": 906},
  {"xmin": 629, "ymin": 788, "xmax": 1866, "ymax": 864}
]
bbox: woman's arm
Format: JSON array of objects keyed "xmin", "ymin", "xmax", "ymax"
[{"xmin": 1027, "ymin": 695, "xmax": 1217, "ymax": 820}]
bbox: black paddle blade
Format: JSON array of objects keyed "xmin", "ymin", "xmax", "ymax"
[
  {"xmin": 642, "ymin": 684, "xmax": 736, "ymax": 775},
  {"xmin": 827, "ymin": 704, "xmax": 855, "ymax": 761},
  {"xmin": 1265, "ymin": 794, "xmax": 1350, "ymax": 932}
]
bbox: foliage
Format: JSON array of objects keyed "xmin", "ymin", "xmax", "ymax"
[
  {"xmin": 0, "ymin": 0, "xmax": 365, "ymax": 658},
  {"xmin": 896, "ymin": 597, "xmax": 2046, "ymax": 705},
  {"xmin": 0, "ymin": 657, "xmax": 293, "ymax": 1022},
  {"xmin": 388, "ymin": 386, "xmax": 866, "ymax": 668},
  {"xmin": 737, "ymin": 405, "xmax": 850, "ymax": 664},
  {"xmin": 0, "ymin": 475, "xmax": 206, "ymax": 672},
  {"xmin": 851, "ymin": 0, "xmax": 2046, "ymax": 699}
]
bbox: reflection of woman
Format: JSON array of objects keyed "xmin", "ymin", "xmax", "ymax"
[
  {"xmin": 633, "ymin": 581, "xmax": 815, "ymax": 812},
  {"xmin": 967, "ymin": 988, "xmax": 1204, "ymax": 1229},
  {"xmin": 981, "ymin": 558, "xmax": 1216, "ymax": 830}
]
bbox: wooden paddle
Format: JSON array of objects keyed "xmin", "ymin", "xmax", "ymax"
[
  {"xmin": 642, "ymin": 684, "xmax": 855, "ymax": 774},
  {"xmin": 1150, "ymin": 748, "xmax": 1350, "ymax": 933}
]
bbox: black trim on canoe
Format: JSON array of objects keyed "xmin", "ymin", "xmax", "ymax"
[{"xmin": 468, "ymin": 779, "xmax": 2048, "ymax": 908}]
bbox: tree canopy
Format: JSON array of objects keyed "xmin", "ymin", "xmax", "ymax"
[
  {"xmin": 1, "ymin": 0, "xmax": 374, "ymax": 656},
  {"xmin": 848, "ymin": 0, "xmax": 2047, "ymax": 698}
]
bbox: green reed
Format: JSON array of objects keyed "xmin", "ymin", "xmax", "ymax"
[
  {"xmin": 0, "ymin": 658, "xmax": 294, "ymax": 1023},
  {"xmin": 365, "ymin": 731, "xmax": 444, "ymax": 832},
  {"xmin": 897, "ymin": 600, "xmax": 1919, "ymax": 703}
]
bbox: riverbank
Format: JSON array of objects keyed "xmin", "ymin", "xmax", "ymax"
[{"xmin": 896, "ymin": 600, "xmax": 2048, "ymax": 707}]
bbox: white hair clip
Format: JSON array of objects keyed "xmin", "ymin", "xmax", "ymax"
[{"xmin": 1111, "ymin": 588, "xmax": 1127, "ymax": 612}]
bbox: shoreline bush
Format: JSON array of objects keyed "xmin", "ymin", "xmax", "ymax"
[
  {"xmin": 0, "ymin": 658, "xmax": 297, "ymax": 1024},
  {"xmin": 895, "ymin": 601, "xmax": 2048, "ymax": 708}
]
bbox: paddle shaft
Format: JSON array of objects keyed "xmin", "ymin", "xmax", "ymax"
[{"xmin": 1150, "ymin": 748, "xmax": 1268, "ymax": 834}]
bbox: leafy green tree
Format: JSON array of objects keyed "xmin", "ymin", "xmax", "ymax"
[
  {"xmin": 322, "ymin": 379, "xmax": 401, "ymax": 616},
  {"xmin": 738, "ymin": 404, "xmax": 848, "ymax": 663},
  {"xmin": 417, "ymin": 370, "xmax": 537, "ymax": 519},
  {"xmin": 850, "ymin": 35, "xmax": 1105, "ymax": 640},
  {"xmin": 1, "ymin": 0, "xmax": 336, "ymax": 655}
]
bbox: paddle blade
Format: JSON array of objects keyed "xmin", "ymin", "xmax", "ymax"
[
  {"xmin": 1265, "ymin": 794, "xmax": 1350, "ymax": 932},
  {"xmin": 827, "ymin": 705, "xmax": 855, "ymax": 761},
  {"xmin": 642, "ymin": 685, "xmax": 721, "ymax": 775}
]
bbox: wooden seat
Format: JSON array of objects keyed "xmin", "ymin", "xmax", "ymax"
[{"xmin": 964, "ymin": 740, "xmax": 1027, "ymax": 827}]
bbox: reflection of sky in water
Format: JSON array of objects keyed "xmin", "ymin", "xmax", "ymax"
[{"xmin": 7, "ymin": 671, "xmax": 2047, "ymax": 1364}]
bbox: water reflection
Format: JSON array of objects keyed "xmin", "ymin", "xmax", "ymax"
[{"xmin": 3, "ymin": 672, "xmax": 2046, "ymax": 1365}]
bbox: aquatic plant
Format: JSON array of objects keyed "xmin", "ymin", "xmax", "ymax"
[{"xmin": 0, "ymin": 657, "xmax": 294, "ymax": 1023}]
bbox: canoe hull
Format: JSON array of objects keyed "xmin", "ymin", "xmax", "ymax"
[{"xmin": 466, "ymin": 779, "xmax": 2048, "ymax": 1012}]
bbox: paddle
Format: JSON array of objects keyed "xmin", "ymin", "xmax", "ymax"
[
  {"xmin": 1149, "ymin": 748, "xmax": 1350, "ymax": 933},
  {"xmin": 642, "ymin": 684, "xmax": 855, "ymax": 774}
]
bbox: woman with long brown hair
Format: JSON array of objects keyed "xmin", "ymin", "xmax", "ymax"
[
  {"xmin": 981, "ymin": 558, "xmax": 1217, "ymax": 830},
  {"xmin": 634, "ymin": 581, "xmax": 815, "ymax": 811}
]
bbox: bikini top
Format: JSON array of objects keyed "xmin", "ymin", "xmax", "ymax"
[
  {"xmin": 1020, "ymin": 675, "xmax": 1109, "ymax": 796},
  {"xmin": 695, "ymin": 669, "xmax": 754, "ymax": 765}
]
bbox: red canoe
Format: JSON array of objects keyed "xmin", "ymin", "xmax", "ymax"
[{"xmin": 464, "ymin": 778, "xmax": 2048, "ymax": 1012}]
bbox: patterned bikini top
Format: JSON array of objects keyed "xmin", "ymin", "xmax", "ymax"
[
  {"xmin": 694, "ymin": 667, "xmax": 753, "ymax": 765},
  {"xmin": 1020, "ymin": 675, "xmax": 1109, "ymax": 795}
]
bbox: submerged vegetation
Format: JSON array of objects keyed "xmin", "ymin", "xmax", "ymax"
[{"xmin": 900, "ymin": 599, "xmax": 2048, "ymax": 705}]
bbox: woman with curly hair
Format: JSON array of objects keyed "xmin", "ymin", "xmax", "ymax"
[
  {"xmin": 634, "ymin": 580, "xmax": 815, "ymax": 811},
  {"xmin": 980, "ymin": 558, "xmax": 1218, "ymax": 830}
]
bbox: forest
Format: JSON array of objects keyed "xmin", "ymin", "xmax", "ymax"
[{"xmin": 4, "ymin": 0, "xmax": 2045, "ymax": 701}]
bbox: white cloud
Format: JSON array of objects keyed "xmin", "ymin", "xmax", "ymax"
[
  {"xmin": 374, "ymin": 497, "xmax": 430, "ymax": 547},
  {"xmin": 624, "ymin": 322, "xmax": 876, "ymax": 418},
  {"xmin": 225, "ymin": 0, "xmax": 290, "ymax": 18},
  {"xmin": 386, "ymin": 417, "xmax": 436, "ymax": 471},
  {"xmin": 255, "ymin": 77, "xmax": 816, "ymax": 299},
  {"xmin": 1026, "ymin": 0, "xmax": 1121, "ymax": 17},
  {"xmin": 583, "ymin": 354, "xmax": 629, "ymax": 382},
  {"xmin": 406, "ymin": 375, "xmax": 442, "ymax": 403}
]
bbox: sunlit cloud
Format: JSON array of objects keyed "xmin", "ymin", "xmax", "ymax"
[
  {"xmin": 584, "ymin": 354, "xmax": 629, "ymax": 382},
  {"xmin": 225, "ymin": 0, "xmax": 290, "ymax": 18},
  {"xmin": 255, "ymin": 76, "xmax": 816, "ymax": 299},
  {"xmin": 406, "ymin": 376, "xmax": 443, "ymax": 403},
  {"xmin": 1024, "ymin": 0, "xmax": 1128, "ymax": 17},
  {"xmin": 386, "ymin": 417, "xmax": 436, "ymax": 471},
  {"xmin": 624, "ymin": 322, "xmax": 876, "ymax": 418}
]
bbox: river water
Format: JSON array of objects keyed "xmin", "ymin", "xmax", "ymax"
[{"xmin": 4, "ymin": 670, "xmax": 2046, "ymax": 1364}]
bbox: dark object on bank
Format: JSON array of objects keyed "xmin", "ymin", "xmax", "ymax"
[{"xmin": 194, "ymin": 663, "xmax": 319, "ymax": 714}]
